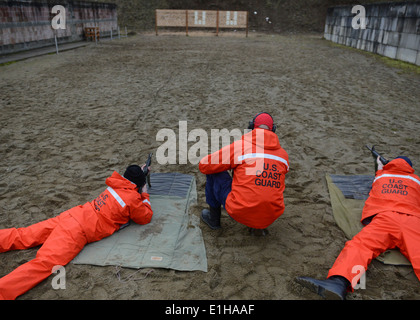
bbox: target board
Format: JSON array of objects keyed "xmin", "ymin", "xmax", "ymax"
[{"xmin": 155, "ymin": 9, "xmax": 249, "ymax": 36}]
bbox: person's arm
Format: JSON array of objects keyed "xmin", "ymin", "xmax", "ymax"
[
  {"xmin": 199, "ymin": 142, "xmax": 237, "ymax": 175},
  {"xmin": 377, "ymin": 156, "xmax": 384, "ymax": 171},
  {"xmin": 130, "ymin": 192, "xmax": 153, "ymax": 225}
]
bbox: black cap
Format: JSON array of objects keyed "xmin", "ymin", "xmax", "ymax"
[
  {"xmin": 395, "ymin": 156, "xmax": 413, "ymax": 168},
  {"xmin": 123, "ymin": 165, "xmax": 146, "ymax": 189}
]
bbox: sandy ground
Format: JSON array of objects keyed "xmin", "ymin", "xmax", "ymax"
[{"xmin": 1, "ymin": 31, "xmax": 420, "ymax": 301}]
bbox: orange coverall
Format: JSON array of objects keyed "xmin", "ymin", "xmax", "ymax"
[
  {"xmin": 199, "ymin": 128, "xmax": 289, "ymax": 229},
  {"xmin": 0, "ymin": 171, "xmax": 153, "ymax": 300},
  {"xmin": 328, "ymin": 158, "xmax": 420, "ymax": 286}
]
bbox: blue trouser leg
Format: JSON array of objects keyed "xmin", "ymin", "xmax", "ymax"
[{"xmin": 204, "ymin": 171, "xmax": 232, "ymax": 209}]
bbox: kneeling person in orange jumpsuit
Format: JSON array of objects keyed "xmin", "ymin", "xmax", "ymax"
[
  {"xmin": 296, "ymin": 155, "xmax": 420, "ymax": 299},
  {"xmin": 199, "ymin": 112, "xmax": 289, "ymax": 234},
  {"xmin": 0, "ymin": 164, "xmax": 153, "ymax": 300}
]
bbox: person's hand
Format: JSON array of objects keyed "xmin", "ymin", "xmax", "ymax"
[
  {"xmin": 377, "ymin": 156, "xmax": 384, "ymax": 171},
  {"xmin": 141, "ymin": 184, "xmax": 148, "ymax": 194},
  {"xmin": 140, "ymin": 164, "xmax": 151, "ymax": 173},
  {"xmin": 140, "ymin": 163, "xmax": 151, "ymax": 194}
]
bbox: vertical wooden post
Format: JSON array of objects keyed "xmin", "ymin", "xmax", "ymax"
[
  {"xmin": 216, "ymin": 9, "xmax": 219, "ymax": 36},
  {"xmin": 186, "ymin": 10, "xmax": 189, "ymax": 36},
  {"xmin": 246, "ymin": 11, "xmax": 249, "ymax": 37},
  {"xmin": 155, "ymin": 10, "xmax": 158, "ymax": 36}
]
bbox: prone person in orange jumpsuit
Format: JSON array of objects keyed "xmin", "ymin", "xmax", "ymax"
[
  {"xmin": 0, "ymin": 164, "xmax": 153, "ymax": 300},
  {"xmin": 199, "ymin": 112, "xmax": 289, "ymax": 235},
  {"xmin": 296, "ymin": 155, "xmax": 420, "ymax": 299}
]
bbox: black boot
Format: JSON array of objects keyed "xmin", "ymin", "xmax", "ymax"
[
  {"xmin": 201, "ymin": 206, "xmax": 221, "ymax": 230},
  {"xmin": 295, "ymin": 275, "xmax": 349, "ymax": 300}
]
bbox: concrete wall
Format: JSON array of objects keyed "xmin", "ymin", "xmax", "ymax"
[
  {"xmin": 0, "ymin": 0, "xmax": 118, "ymax": 55},
  {"xmin": 324, "ymin": 1, "xmax": 420, "ymax": 66}
]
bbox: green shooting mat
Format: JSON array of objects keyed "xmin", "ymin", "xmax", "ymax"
[
  {"xmin": 326, "ymin": 174, "xmax": 410, "ymax": 266},
  {"xmin": 72, "ymin": 172, "xmax": 207, "ymax": 272}
]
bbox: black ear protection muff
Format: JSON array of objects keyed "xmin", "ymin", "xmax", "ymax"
[{"xmin": 248, "ymin": 112, "xmax": 277, "ymax": 133}]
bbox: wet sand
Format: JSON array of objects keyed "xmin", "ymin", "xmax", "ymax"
[{"xmin": 1, "ymin": 32, "xmax": 420, "ymax": 300}]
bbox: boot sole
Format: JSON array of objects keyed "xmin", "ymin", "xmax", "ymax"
[{"xmin": 295, "ymin": 277, "xmax": 344, "ymax": 300}]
